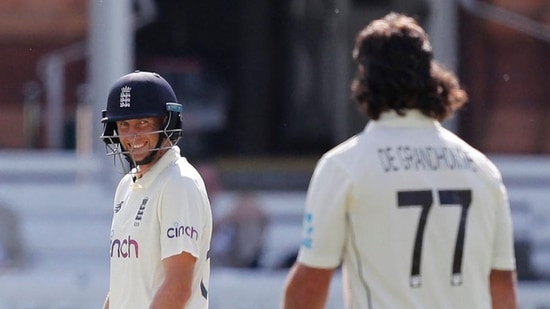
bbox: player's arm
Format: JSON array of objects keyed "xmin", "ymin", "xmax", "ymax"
[
  {"xmin": 281, "ymin": 262, "xmax": 335, "ymax": 309},
  {"xmin": 150, "ymin": 251, "xmax": 197, "ymax": 309},
  {"xmin": 102, "ymin": 294, "xmax": 109, "ymax": 309},
  {"xmin": 490, "ymin": 269, "xmax": 518, "ymax": 309}
]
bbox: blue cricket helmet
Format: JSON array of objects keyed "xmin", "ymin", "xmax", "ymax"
[{"xmin": 101, "ymin": 71, "xmax": 183, "ymax": 145}]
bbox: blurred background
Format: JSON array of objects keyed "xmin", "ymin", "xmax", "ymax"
[{"xmin": 0, "ymin": 0, "xmax": 549, "ymax": 308}]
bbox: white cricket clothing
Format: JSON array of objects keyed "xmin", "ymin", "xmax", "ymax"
[
  {"xmin": 108, "ymin": 146, "xmax": 212, "ymax": 309},
  {"xmin": 297, "ymin": 110, "xmax": 515, "ymax": 309}
]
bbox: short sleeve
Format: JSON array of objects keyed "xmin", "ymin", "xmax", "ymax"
[
  {"xmin": 491, "ymin": 182, "xmax": 516, "ymax": 270},
  {"xmin": 159, "ymin": 177, "xmax": 207, "ymax": 260},
  {"xmin": 297, "ymin": 156, "xmax": 350, "ymax": 268}
]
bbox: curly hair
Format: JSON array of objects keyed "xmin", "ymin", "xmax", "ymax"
[{"xmin": 350, "ymin": 12, "xmax": 467, "ymax": 121}]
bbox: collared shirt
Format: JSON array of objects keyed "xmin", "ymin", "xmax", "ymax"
[
  {"xmin": 297, "ymin": 110, "xmax": 516, "ymax": 309},
  {"xmin": 109, "ymin": 146, "xmax": 212, "ymax": 309}
]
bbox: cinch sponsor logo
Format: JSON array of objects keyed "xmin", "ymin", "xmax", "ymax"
[
  {"xmin": 167, "ymin": 222, "xmax": 198, "ymax": 240},
  {"xmin": 110, "ymin": 235, "xmax": 139, "ymax": 258}
]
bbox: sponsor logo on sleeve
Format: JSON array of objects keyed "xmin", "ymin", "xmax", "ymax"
[
  {"xmin": 167, "ymin": 222, "xmax": 198, "ymax": 240},
  {"xmin": 301, "ymin": 212, "xmax": 314, "ymax": 249}
]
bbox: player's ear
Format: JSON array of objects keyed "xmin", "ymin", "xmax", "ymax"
[
  {"xmin": 158, "ymin": 116, "xmax": 168, "ymax": 129},
  {"xmin": 357, "ymin": 102, "xmax": 368, "ymax": 116}
]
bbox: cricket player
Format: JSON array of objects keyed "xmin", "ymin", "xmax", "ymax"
[
  {"xmin": 282, "ymin": 13, "xmax": 518, "ymax": 309},
  {"xmin": 100, "ymin": 71, "xmax": 212, "ymax": 308}
]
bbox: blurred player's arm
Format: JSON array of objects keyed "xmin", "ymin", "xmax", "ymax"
[
  {"xmin": 102, "ymin": 294, "xmax": 109, "ymax": 309},
  {"xmin": 281, "ymin": 263, "xmax": 334, "ymax": 309},
  {"xmin": 150, "ymin": 252, "xmax": 197, "ymax": 309},
  {"xmin": 490, "ymin": 269, "xmax": 518, "ymax": 309}
]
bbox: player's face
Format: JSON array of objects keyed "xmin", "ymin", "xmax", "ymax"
[{"xmin": 116, "ymin": 117, "xmax": 164, "ymax": 163}]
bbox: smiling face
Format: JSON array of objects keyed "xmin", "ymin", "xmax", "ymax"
[{"xmin": 116, "ymin": 117, "xmax": 167, "ymax": 172}]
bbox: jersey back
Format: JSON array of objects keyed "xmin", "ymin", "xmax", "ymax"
[{"xmin": 297, "ymin": 111, "xmax": 515, "ymax": 309}]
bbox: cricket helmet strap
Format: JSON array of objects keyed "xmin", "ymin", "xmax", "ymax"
[{"xmin": 100, "ymin": 70, "xmax": 183, "ymax": 146}]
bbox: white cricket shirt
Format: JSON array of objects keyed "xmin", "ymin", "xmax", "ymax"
[
  {"xmin": 108, "ymin": 146, "xmax": 212, "ymax": 309},
  {"xmin": 297, "ymin": 110, "xmax": 516, "ymax": 309}
]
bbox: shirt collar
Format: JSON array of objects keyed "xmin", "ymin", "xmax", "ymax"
[{"xmin": 367, "ymin": 109, "xmax": 440, "ymax": 129}]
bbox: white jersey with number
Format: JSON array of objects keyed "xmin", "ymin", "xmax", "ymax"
[
  {"xmin": 297, "ymin": 110, "xmax": 515, "ymax": 309},
  {"xmin": 108, "ymin": 146, "xmax": 212, "ymax": 309}
]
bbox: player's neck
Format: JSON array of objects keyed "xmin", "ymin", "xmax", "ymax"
[{"xmin": 134, "ymin": 148, "xmax": 168, "ymax": 179}]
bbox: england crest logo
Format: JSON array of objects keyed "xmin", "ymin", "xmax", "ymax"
[{"xmin": 120, "ymin": 86, "xmax": 131, "ymax": 108}]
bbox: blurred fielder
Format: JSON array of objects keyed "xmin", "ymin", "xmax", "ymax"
[{"xmin": 282, "ymin": 12, "xmax": 517, "ymax": 309}]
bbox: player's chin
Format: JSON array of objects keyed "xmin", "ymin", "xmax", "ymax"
[{"xmin": 129, "ymin": 150, "xmax": 150, "ymax": 162}]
